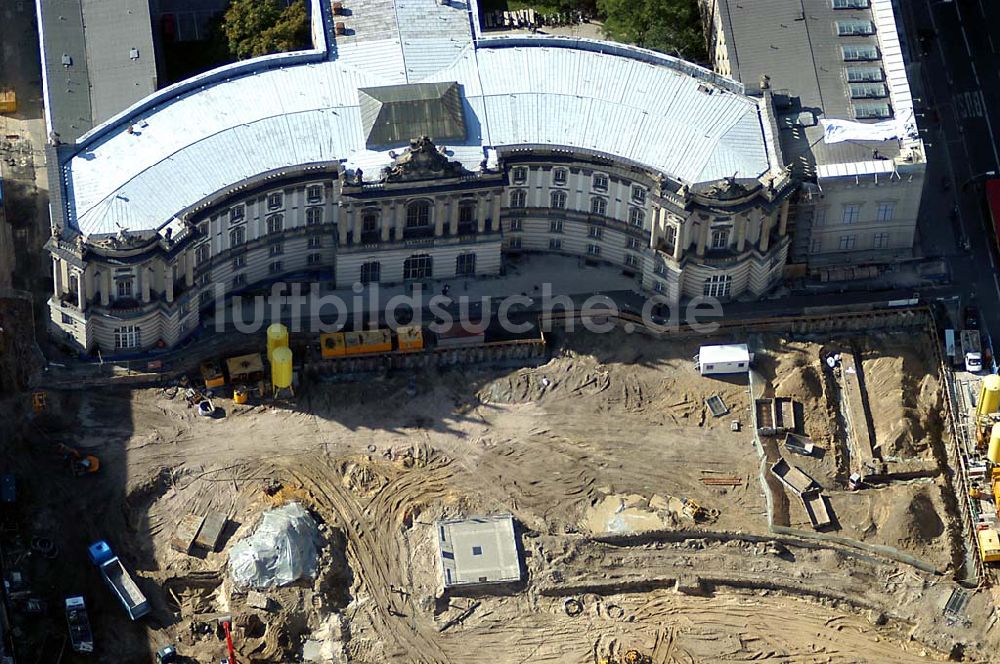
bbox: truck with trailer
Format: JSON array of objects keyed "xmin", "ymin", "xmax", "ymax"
[
  {"xmin": 65, "ymin": 595, "xmax": 94, "ymax": 653},
  {"xmin": 88, "ymin": 540, "xmax": 150, "ymax": 620}
]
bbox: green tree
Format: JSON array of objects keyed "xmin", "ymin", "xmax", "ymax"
[
  {"xmin": 221, "ymin": 0, "xmax": 310, "ymax": 60},
  {"xmin": 596, "ymin": 0, "xmax": 707, "ymax": 62}
]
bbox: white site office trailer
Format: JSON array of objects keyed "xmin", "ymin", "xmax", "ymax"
[{"xmin": 696, "ymin": 344, "xmax": 751, "ymax": 375}]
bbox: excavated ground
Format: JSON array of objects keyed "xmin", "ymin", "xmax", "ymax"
[{"xmin": 4, "ymin": 327, "xmax": 994, "ymax": 663}]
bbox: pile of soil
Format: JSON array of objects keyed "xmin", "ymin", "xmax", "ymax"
[
  {"xmin": 872, "ymin": 487, "xmax": 946, "ymax": 557},
  {"xmin": 861, "ymin": 339, "xmax": 943, "ymax": 460}
]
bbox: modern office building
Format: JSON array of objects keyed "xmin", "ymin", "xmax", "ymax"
[
  {"xmin": 42, "ymin": 0, "xmax": 796, "ymax": 353},
  {"xmin": 700, "ymin": 0, "xmax": 925, "ymax": 272}
]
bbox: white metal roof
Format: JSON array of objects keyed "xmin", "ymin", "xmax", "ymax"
[
  {"xmin": 699, "ymin": 343, "xmax": 750, "ymax": 365},
  {"xmin": 60, "ymin": 0, "xmax": 774, "ymax": 237}
]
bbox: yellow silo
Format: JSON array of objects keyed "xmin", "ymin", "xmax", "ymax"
[
  {"xmin": 989, "ymin": 423, "xmax": 1000, "ymax": 465},
  {"xmin": 271, "ymin": 346, "xmax": 293, "ymax": 391},
  {"xmin": 266, "ymin": 323, "xmax": 289, "ymax": 363}
]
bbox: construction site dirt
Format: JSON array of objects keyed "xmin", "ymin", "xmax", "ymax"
[{"xmin": 2, "ymin": 325, "xmax": 998, "ymax": 663}]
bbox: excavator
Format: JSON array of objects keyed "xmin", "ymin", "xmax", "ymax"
[{"xmin": 57, "ymin": 444, "xmax": 100, "ymax": 476}]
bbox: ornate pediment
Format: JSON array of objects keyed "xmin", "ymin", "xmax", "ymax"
[
  {"xmin": 702, "ymin": 176, "xmax": 753, "ymax": 201},
  {"xmin": 384, "ymin": 137, "xmax": 469, "ymax": 183}
]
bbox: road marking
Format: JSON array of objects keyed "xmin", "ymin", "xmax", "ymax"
[
  {"xmin": 993, "ymin": 273, "xmax": 1000, "ymax": 303},
  {"xmin": 954, "ymin": 0, "xmax": 1000, "ymax": 171}
]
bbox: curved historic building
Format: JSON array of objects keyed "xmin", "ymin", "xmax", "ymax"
[{"xmin": 44, "ymin": 0, "xmax": 795, "ymax": 353}]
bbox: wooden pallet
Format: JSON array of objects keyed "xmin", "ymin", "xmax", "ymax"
[{"xmin": 700, "ymin": 477, "xmax": 743, "ymax": 486}]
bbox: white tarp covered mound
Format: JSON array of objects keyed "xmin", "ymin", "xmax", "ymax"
[{"xmin": 229, "ymin": 502, "xmax": 322, "ymax": 589}]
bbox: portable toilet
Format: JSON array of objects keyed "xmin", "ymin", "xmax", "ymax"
[{"xmin": 696, "ymin": 344, "xmax": 751, "ymax": 376}]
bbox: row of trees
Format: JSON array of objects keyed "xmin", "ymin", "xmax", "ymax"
[
  {"xmin": 221, "ymin": 0, "xmax": 310, "ymax": 60},
  {"xmin": 596, "ymin": 0, "xmax": 707, "ymax": 61},
  {"xmin": 213, "ymin": 0, "xmax": 704, "ymax": 66}
]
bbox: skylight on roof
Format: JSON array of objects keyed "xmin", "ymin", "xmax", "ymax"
[
  {"xmin": 846, "ymin": 66, "xmax": 883, "ymax": 82},
  {"xmin": 849, "ymin": 82, "xmax": 887, "ymax": 99},
  {"xmin": 853, "ymin": 102, "xmax": 891, "ymax": 119},
  {"xmin": 836, "ymin": 20, "xmax": 875, "ymax": 36},
  {"xmin": 832, "ymin": 0, "xmax": 869, "ymax": 9},
  {"xmin": 842, "ymin": 44, "xmax": 879, "ymax": 61}
]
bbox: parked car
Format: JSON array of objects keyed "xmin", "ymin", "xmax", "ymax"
[{"xmin": 964, "ymin": 305, "xmax": 981, "ymax": 330}]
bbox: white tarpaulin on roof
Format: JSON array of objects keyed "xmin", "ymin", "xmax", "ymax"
[
  {"xmin": 229, "ymin": 502, "xmax": 322, "ymax": 589},
  {"xmin": 820, "ymin": 108, "xmax": 917, "ymax": 144}
]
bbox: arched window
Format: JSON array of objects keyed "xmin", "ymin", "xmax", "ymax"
[
  {"xmin": 406, "ymin": 200, "xmax": 431, "ymax": 228},
  {"xmin": 403, "ymin": 254, "xmax": 433, "ymax": 280},
  {"xmin": 195, "ymin": 243, "xmax": 210, "ymax": 265},
  {"xmin": 551, "ymin": 190, "xmax": 567, "ymax": 209},
  {"xmin": 628, "ymin": 207, "xmax": 645, "ymax": 227},
  {"xmin": 266, "ymin": 214, "xmax": 283, "ymax": 234},
  {"xmin": 590, "ymin": 197, "xmax": 607, "ymax": 216},
  {"xmin": 510, "ymin": 189, "xmax": 526, "ymax": 208}
]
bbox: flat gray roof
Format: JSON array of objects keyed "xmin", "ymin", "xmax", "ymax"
[
  {"xmin": 710, "ymin": 0, "xmax": 922, "ymax": 179},
  {"xmin": 37, "ymin": 0, "xmax": 157, "ymax": 143},
  {"xmin": 436, "ymin": 515, "xmax": 521, "ymax": 587}
]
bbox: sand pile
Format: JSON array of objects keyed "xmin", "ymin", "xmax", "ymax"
[
  {"xmin": 873, "ymin": 488, "xmax": 945, "ymax": 554},
  {"xmin": 862, "ymin": 345, "xmax": 942, "ymax": 460},
  {"xmin": 582, "ymin": 493, "xmax": 682, "ymax": 534}
]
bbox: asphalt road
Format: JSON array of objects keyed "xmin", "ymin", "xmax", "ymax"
[{"xmin": 903, "ymin": 0, "xmax": 1000, "ymax": 338}]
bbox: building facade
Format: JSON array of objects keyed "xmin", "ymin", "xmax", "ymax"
[
  {"xmin": 43, "ymin": 0, "xmax": 795, "ymax": 353},
  {"xmin": 700, "ymin": 0, "xmax": 926, "ymax": 272}
]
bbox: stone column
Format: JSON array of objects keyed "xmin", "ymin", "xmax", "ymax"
[
  {"xmin": 379, "ymin": 204, "xmax": 391, "ymax": 242},
  {"xmin": 477, "ymin": 195, "xmax": 487, "ymax": 233},
  {"xmin": 84, "ymin": 267, "xmax": 95, "ymax": 307},
  {"xmin": 75, "ymin": 270, "xmax": 85, "ymax": 310},
  {"xmin": 778, "ymin": 200, "xmax": 790, "ymax": 236},
  {"xmin": 338, "ymin": 204, "xmax": 350, "ymax": 246},
  {"xmin": 165, "ymin": 265, "xmax": 175, "ymax": 303},
  {"xmin": 759, "ymin": 214, "xmax": 772, "ymax": 253},
  {"xmin": 52, "ymin": 257, "xmax": 62, "ymax": 297},
  {"xmin": 185, "ymin": 254, "xmax": 194, "ymax": 287},
  {"xmin": 392, "ymin": 200, "xmax": 403, "ymax": 241},
  {"xmin": 434, "ymin": 198, "xmax": 446, "ymax": 237},
  {"xmin": 490, "ymin": 195, "xmax": 501, "ymax": 232},
  {"xmin": 735, "ymin": 214, "xmax": 748, "ymax": 253},
  {"xmin": 673, "ymin": 224, "xmax": 683, "ymax": 261},
  {"xmin": 141, "ymin": 267, "xmax": 151, "ymax": 303},
  {"xmin": 102, "ymin": 270, "xmax": 111, "ymax": 306},
  {"xmin": 450, "ymin": 197, "xmax": 460, "ymax": 235},
  {"xmin": 696, "ymin": 221, "xmax": 708, "ymax": 257},
  {"xmin": 353, "ymin": 207, "xmax": 364, "ymax": 243}
]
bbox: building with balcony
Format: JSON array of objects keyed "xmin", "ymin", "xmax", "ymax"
[
  {"xmin": 42, "ymin": 0, "xmax": 796, "ymax": 353},
  {"xmin": 699, "ymin": 0, "xmax": 926, "ymax": 273}
]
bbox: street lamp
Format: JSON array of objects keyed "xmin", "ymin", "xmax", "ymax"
[{"xmin": 961, "ymin": 171, "xmax": 997, "ymax": 191}]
